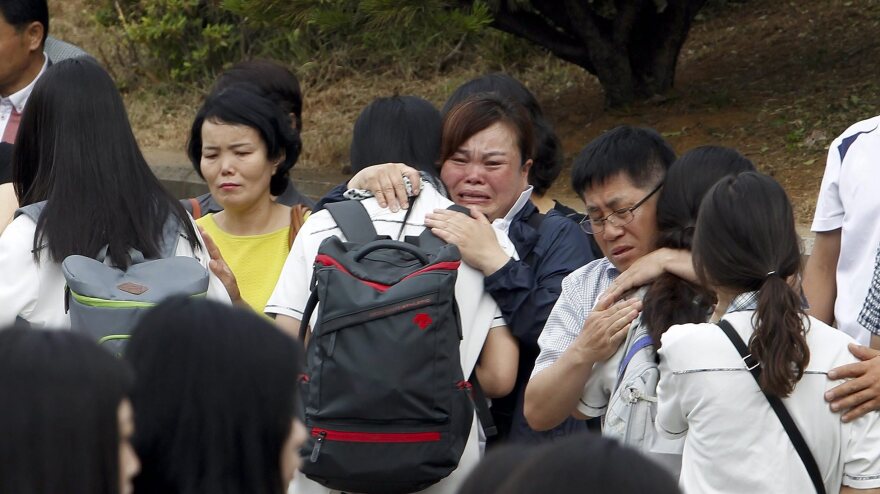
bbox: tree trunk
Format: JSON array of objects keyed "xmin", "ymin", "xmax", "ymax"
[{"xmin": 483, "ymin": 0, "xmax": 708, "ymax": 107}]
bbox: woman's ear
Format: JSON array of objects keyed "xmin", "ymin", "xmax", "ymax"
[{"xmin": 273, "ymin": 152, "xmax": 286, "ymax": 172}]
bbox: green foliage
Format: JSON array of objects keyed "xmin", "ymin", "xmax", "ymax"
[
  {"xmin": 90, "ymin": 0, "xmax": 498, "ymax": 86},
  {"xmin": 93, "ymin": 0, "xmax": 241, "ymax": 83}
]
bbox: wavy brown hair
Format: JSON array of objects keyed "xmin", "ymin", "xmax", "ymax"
[{"xmin": 693, "ymin": 172, "xmax": 808, "ymax": 397}]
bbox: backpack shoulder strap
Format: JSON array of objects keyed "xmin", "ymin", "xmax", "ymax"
[
  {"xmin": 325, "ymin": 200, "xmax": 378, "ymax": 243},
  {"xmin": 158, "ymin": 215, "xmax": 187, "ymax": 259},
  {"xmin": 414, "ymin": 203, "xmax": 467, "ymax": 250},
  {"xmin": 616, "ymin": 333, "xmax": 653, "ymax": 384},
  {"xmin": 716, "ymin": 319, "xmax": 826, "ymax": 494},
  {"xmin": 14, "ymin": 201, "xmax": 47, "ymax": 222}
]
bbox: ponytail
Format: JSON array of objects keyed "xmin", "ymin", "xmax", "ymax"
[{"xmin": 750, "ymin": 274, "xmax": 809, "ymax": 397}]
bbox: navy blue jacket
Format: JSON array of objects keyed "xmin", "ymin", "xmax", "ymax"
[{"xmin": 485, "ymin": 200, "xmax": 595, "ymax": 443}]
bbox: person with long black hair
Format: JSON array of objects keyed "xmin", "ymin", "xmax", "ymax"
[
  {"xmin": 0, "ymin": 327, "xmax": 140, "ymax": 494},
  {"xmin": 656, "ymin": 172, "xmax": 880, "ymax": 493},
  {"xmin": 0, "ymin": 58, "xmax": 228, "ymax": 328},
  {"xmin": 126, "ymin": 296, "xmax": 306, "ymax": 494}
]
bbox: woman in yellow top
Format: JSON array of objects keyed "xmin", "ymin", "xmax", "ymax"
[{"xmin": 186, "ymin": 85, "xmax": 302, "ymax": 311}]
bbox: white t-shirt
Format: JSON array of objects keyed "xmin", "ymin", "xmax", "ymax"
[
  {"xmin": 266, "ymin": 184, "xmax": 513, "ymax": 494},
  {"xmin": 0, "ymin": 214, "xmax": 230, "ymax": 329},
  {"xmin": 812, "ymin": 115, "xmax": 880, "ymax": 344},
  {"xmin": 656, "ymin": 311, "xmax": 880, "ymax": 494}
]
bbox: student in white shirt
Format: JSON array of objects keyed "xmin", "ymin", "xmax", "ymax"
[
  {"xmin": 0, "ymin": 59, "xmax": 228, "ymax": 329},
  {"xmin": 657, "ymin": 172, "xmax": 880, "ymax": 494}
]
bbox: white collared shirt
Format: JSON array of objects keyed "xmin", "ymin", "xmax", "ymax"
[
  {"xmin": 491, "ymin": 185, "xmax": 533, "ymax": 236},
  {"xmin": 0, "ymin": 53, "xmax": 48, "ymax": 139}
]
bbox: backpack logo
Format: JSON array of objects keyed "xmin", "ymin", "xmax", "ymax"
[
  {"xmin": 413, "ymin": 313, "xmax": 432, "ymax": 330},
  {"xmin": 117, "ymin": 282, "xmax": 149, "ymax": 295}
]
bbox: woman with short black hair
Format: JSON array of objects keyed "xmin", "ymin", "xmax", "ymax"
[
  {"xmin": 0, "ymin": 327, "xmax": 140, "ymax": 494},
  {"xmin": 126, "ymin": 296, "xmax": 306, "ymax": 494},
  {"xmin": 186, "ymin": 85, "xmax": 302, "ymax": 311}
]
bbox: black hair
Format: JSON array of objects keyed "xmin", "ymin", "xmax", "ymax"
[
  {"xmin": 694, "ymin": 172, "xmax": 808, "ymax": 397},
  {"xmin": 350, "ymin": 95, "xmax": 441, "ymax": 176},
  {"xmin": 125, "ymin": 296, "xmax": 302, "ymax": 494},
  {"xmin": 441, "ymin": 93, "xmax": 534, "ymax": 168},
  {"xmin": 0, "ymin": 327, "xmax": 133, "ymax": 494},
  {"xmin": 0, "ymin": 0, "xmax": 49, "ymax": 43},
  {"xmin": 641, "ymin": 146, "xmax": 756, "ymax": 347},
  {"xmin": 11, "ymin": 58, "xmax": 198, "ymax": 268},
  {"xmin": 570, "ymin": 125, "xmax": 676, "ymax": 196},
  {"xmin": 495, "ymin": 433, "xmax": 681, "ymax": 494},
  {"xmin": 0, "ymin": 142, "xmax": 12, "ymax": 183},
  {"xmin": 458, "ymin": 443, "xmax": 538, "ymax": 494},
  {"xmin": 212, "ymin": 59, "xmax": 303, "ymax": 132},
  {"xmin": 187, "ymin": 84, "xmax": 302, "ymax": 197},
  {"xmin": 443, "ymin": 73, "xmax": 562, "ymax": 196}
]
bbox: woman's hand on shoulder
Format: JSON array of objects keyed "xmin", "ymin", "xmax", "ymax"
[
  {"xmin": 348, "ymin": 163, "xmax": 421, "ymax": 212},
  {"xmin": 604, "ymin": 248, "xmax": 695, "ymax": 303}
]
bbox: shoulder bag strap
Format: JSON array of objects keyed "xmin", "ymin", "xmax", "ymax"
[
  {"xmin": 288, "ymin": 204, "xmax": 311, "ymax": 249},
  {"xmin": 716, "ymin": 319, "xmax": 826, "ymax": 494},
  {"xmin": 188, "ymin": 198, "xmax": 202, "ymax": 220},
  {"xmin": 324, "ymin": 200, "xmax": 378, "ymax": 244}
]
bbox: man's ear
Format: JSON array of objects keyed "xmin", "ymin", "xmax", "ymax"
[
  {"xmin": 23, "ymin": 22, "xmax": 44, "ymax": 52},
  {"xmin": 521, "ymin": 158, "xmax": 533, "ymax": 178}
]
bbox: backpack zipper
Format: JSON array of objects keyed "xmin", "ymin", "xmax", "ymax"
[{"xmin": 310, "ymin": 431, "xmax": 326, "ymax": 462}]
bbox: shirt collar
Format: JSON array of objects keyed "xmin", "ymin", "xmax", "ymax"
[
  {"xmin": 4, "ymin": 53, "xmax": 48, "ymax": 112},
  {"xmin": 725, "ymin": 291, "xmax": 759, "ymax": 314},
  {"xmin": 492, "ymin": 185, "xmax": 533, "ymax": 234}
]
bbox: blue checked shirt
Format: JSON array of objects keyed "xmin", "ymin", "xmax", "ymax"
[{"xmin": 532, "ymin": 258, "xmax": 619, "ymax": 378}]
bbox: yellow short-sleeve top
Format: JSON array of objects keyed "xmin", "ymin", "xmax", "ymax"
[{"xmin": 196, "ymin": 213, "xmax": 290, "ymax": 313}]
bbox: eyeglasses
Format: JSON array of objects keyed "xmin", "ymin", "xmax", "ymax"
[{"xmin": 579, "ymin": 182, "xmax": 663, "ymax": 235}]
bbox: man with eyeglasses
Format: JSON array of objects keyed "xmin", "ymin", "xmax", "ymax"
[{"xmin": 524, "ymin": 125, "xmax": 677, "ymax": 431}]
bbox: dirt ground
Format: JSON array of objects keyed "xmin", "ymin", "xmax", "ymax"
[{"xmin": 50, "ymin": 0, "xmax": 880, "ymax": 223}]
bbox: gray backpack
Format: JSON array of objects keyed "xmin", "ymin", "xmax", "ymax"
[
  {"xmin": 605, "ymin": 312, "xmax": 683, "ymax": 474},
  {"xmin": 16, "ymin": 202, "xmax": 209, "ymax": 355}
]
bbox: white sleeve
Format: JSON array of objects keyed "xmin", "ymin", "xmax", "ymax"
[
  {"xmin": 531, "ymin": 274, "xmax": 585, "ymax": 378},
  {"xmin": 811, "ymin": 136, "xmax": 844, "ymax": 232},
  {"xmin": 0, "ymin": 217, "xmax": 42, "ymax": 327},
  {"xmin": 576, "ymin": 331, "xmax": 627, "ymax": 418},
  {"xmin": 265, "ymin": 218, "xmax": 314, "ymax": 322},
  {"xmin": 842, "ymin": 387, "xmax": 880, "ymax": 488},
  {"xmin": 655, "ymin": 327, "xmax": 689, "ymax": 439},
  {"xmin": 181, "ymin": 218, "xmax": 231, "ymax": 305}
]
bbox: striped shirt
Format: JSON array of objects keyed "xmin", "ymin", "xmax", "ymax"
[{"xmin": 532, "ymin": 257, "xmax": 619, "ymax": 377}]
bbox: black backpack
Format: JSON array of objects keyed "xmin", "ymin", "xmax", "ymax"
[{"xmin": 298, "ymin": 199, "xmax": 490, "ymax": 494}]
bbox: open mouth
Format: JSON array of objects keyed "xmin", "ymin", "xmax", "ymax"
[{"xmin": 457, "ymin": 191, "xmax": 491, "ymax": 203}]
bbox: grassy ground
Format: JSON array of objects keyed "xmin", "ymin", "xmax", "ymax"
[{"xmin": 50, "ymin": 0, "xmax": 880, "ymax": 223}]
